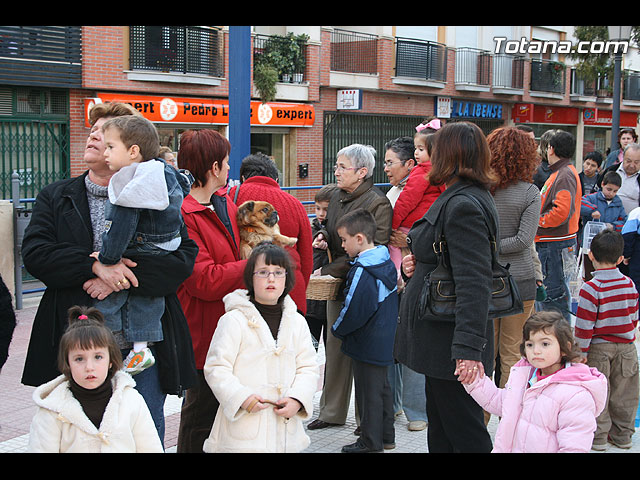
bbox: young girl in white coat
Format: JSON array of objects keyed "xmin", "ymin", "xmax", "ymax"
[
  {"xmin": 28, "ymin": 306, "xmax": 163, "ymax": 453},
  {"xmin": 457, "ymin": 311, "xmax": 607, "ymax": 453},
  {"xmin": 203, "ymin": 242, "xmax": 319, "ymax": 453}
]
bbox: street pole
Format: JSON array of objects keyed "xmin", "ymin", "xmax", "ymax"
[
  {"xmin": 607, "ymin": 26, "xmax": 632, "ymax": 154},
  {"xmin": 611, "ymin": 51, "xmax": 622, "ymax": 152},
  {"xmin": 228, "ymin": 26, "xmax": 252, "ymax": 183}
]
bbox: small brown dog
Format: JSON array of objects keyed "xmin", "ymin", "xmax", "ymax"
[{"xmin": 236, "ymin": 200, "xmax": 297, "ymax": 259}]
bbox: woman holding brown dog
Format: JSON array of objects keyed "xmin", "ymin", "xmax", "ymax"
[
  {"xmin": 307, "ymin": 143, "xmax": 393, "ymax": 430},
  {"xmin": 229, "ymin": 152, "xmax": 313, "ymax": 315},
  {"xmin": 175, "ymin": 129, "xmax": 248, "ymax": 453}
]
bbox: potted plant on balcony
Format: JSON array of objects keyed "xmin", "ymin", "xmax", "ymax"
[
  {"xmin": 280, "ymin": 32, "xmax": 309, "ymax": 83},
  {"xmin": 253, "ymin": 36, "xmax": 285, "ymax": 102},
  {"xmin": 253, "ymin": 33, "xmax": 309, "ymax": 100},
  {"xmin": 549, "ymin": 61, "xmax": 565, "ymax": 89},
  {"xmin": 253, "ymin": 62, "xmax": 278, "ymax": 103},
  {"xmin": 291, "ymin": 33, "xmax": 309, "ymax": 83}
]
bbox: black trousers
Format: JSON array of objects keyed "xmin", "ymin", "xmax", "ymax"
[
  {"xmin": 176, "ymin": 369, "xmax": 220, "ymax": 453},
  {"xmin": 352, "ymin": 359, "xmax": 394, "ymax": 451},
  {"xmin": 425, "ymin": 376, "xmax": 493, "ymax": 453}
]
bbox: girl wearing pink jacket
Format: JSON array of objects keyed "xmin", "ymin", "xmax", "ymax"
[{"xmin": 458, "ymin": 311, "xmax": 607, "ymax": 453}]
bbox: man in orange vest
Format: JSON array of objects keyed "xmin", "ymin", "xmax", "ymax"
[{"xmin": 535, "ymin": 130, "xmax": 582, "ymax": 322}]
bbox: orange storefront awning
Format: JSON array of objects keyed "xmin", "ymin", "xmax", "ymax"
[{"xmin": 84, "ymin": 92, "xmax": 315, "ymax": 128}]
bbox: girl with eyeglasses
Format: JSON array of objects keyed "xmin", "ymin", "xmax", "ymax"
[{"xmin": 201, "ymin": 242, "xmax": 319, "ymax": 453}]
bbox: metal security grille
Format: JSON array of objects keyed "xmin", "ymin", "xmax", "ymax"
[
  {"xmin": 0, "ymin": 87, "xmax": 69, "ymax": 199},
  {"xmin": 530, "ymin": 59, "xmax": 565, "ymax": 94},
  {"xmin": 0, "ymin": 26, "xmax": 82, "ymax": 88},
  {"xmin": 323, "ymin": 112, "xmax": 425, "ymax": 186},
  {"xmin": 395, "ymin": 37, "xmax": 447, "ymax": 82},
  {"xmin": 129, "ymin": 26, "xmax": 224, "ymax": 77}
]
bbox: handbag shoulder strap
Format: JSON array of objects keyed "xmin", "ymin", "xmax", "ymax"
[
  {"xmin": 461, "ymin": 192, "xmax": 498, "ymax": 254},
  {"xmin": 433, "ymin": 192, "xmax": 498, "ymax": 261}
]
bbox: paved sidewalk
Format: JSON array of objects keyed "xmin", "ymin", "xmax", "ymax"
[{"xmin": 2, "ymin": 294, "xmax": 639, "ymax": 453}]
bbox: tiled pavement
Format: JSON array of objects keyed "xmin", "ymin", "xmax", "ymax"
[{"xmin": 2, "ymin": 293, "xmax": 639, "ymax": 454}]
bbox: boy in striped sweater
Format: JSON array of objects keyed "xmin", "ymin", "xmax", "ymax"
[{"xmin": 575, "ymin": 229, "xmax": 639, "ymax": 451}]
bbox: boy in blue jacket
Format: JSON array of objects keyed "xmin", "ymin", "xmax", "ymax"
[
  {"xmin": 332, "ymin": 208, "xmax": 398, "ymax": 453},
  {"xmin": 580, "ymin": 171, "xmax": 627, "ymax": 237}
]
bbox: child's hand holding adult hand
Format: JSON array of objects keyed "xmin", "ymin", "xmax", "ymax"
[
  {"xmin": 274, "ymin": 397, "xmax": 302, "ymax": 419},
  {"xmin": 242, "ymin": 394, "xmax": 270, "ymax": 413},
  {"xmin": 454, "ymin": 359, "xmax": 484, "ymax": 385}
]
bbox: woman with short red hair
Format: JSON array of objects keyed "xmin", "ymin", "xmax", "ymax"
[{"xmin": 175, "ymin": 129, "xmax": 247, "ymax": 453}]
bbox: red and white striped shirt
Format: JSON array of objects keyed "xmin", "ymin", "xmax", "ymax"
[{"xmin": 575, "ymin": 267, "xmax": 639, "ymax": 352}]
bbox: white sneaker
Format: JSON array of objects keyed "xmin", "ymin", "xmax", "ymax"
[
  {"xmin": 124, "ymin": 348, "xmax": 155, "ymax": 375},
  {"xmin": 408, "ymin": 420, "xmax": 427, "ymax": 431}
]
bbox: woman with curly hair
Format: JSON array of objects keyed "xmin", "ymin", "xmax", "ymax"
[{"xmin": 486, "ymin": 126, "xmax": 541, "ymax": 396}]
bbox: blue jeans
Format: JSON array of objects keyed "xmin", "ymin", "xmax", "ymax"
[
  {"xmin": 387, "ymin": 363, "xmax": 428, "ymax": 423},
  {"xmin": 535, "ymin": 238, "xmax": 578, "ymax": 322},
  {"xmin": 99, "ymin": 291, "xmax": 164, "ymax": 343},
  {"xmin": 122, "ymin": 346, "xmax": 166, "ymax": 448}
]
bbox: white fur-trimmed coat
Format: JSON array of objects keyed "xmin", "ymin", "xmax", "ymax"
[
  {"xmin": 203, "ymin": 289, "xmax": 319, "ymax": 453},
  {"xmin": 28, "ymin": 370, "xmax": 163, "ymax": 453}
]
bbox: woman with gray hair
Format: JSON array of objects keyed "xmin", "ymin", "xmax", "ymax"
[{"xmin": 307, "ymin": 144, "xmax": 393, "ymax": 432}]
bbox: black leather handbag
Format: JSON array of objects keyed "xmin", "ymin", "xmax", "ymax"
[{"xmin": 418, "ymin": 193, "xmax": 524, "ymax": 321}]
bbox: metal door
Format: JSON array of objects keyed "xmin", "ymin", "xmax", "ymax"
[
  {"xmin": 323, "ymin": 111, "xmax": 425, "ymax": 186},
  {"xmin": 0, "ymin": 88, "xmax": 70, "ymax": 200}
]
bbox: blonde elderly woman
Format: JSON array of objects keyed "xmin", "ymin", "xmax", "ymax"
[{"xmin": 307, "ymin": 143, "xmax": 393, "ymax": 431}]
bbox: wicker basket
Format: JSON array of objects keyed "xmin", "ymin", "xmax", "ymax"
[{"xmin": 306, "ymin": 275, "xmax": 342, "ymax": 301}]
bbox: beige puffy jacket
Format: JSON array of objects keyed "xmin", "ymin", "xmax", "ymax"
[
  {"xmin": 28, "ymin": 371, "xmax": 163, "ymax": 453},
  {"xmin": 203, "ymin": 290, "xmax": 319, "ymax": 453}
]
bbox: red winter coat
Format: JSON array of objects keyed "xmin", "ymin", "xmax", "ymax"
[
  {"xmin": 177, "ymin": 191, "xmax": 247, "ymax": 369},
  {"xmin": 229, "ymin": 176, "xmax": 313, "ymax": 313},
  {"xmin": 392, "ymin": 161, "xmax": 445, "ymax": 230}
]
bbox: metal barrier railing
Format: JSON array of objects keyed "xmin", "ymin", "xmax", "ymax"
[
  {"xmin": 281, "ymin": 182, "xmax": 391, "ymax": 214},
  {"xmin": 11, "ymin": 178, "xmax": 391, "ymax": 308},
  {"xmin": 11, "ymin": 173, "xmax": 39, "ymax": 309}
]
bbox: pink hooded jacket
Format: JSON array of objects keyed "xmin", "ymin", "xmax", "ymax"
[{"xmin": 464, "ymin": 358, "xmax": 607, "ymax": 453}]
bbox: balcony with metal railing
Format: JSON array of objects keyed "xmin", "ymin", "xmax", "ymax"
[
  {"xmin": 253, "ymin": 33, "xmax": 308, "ymax": 84},
  {"xmin": 623, "ymin": 70, "xmax": 640, "ymax": 103},
  {"xmin": 454, "ymin": 48, "xmax": 491, "ymax": 91},
  {"xmin": 530, "ymin": 58, "xmax": 566, "ymax": 98},
  {"xmin": 569, "ymin": 68, "xmax": 614, "ymax": 102},
  {"xmin": 330, "ymin": 29, "xmax": 378, "ymax": 75},
  {"xmin": 128, "ymin": 26, "xmax": 224, "ymax": 82},
  {"xmin": 394, "ymin": 37, "xmax": 447, "ymax": 86},
  {"xmin": 491, "ymin": 54, "xmax": 525, "ymax": 94},
  {"xmin": 0, "ymin": 26, "xmax": 82, "ymax": 88}
]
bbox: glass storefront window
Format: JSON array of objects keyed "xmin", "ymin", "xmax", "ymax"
[
  {"xmin": 156, "ymin": 126, "xmax": 224, "ymax": 169},
  {"xmin": 153, "ymin": 126, "xmax": 288, "ymax": 183},
  {"xmin": 583, "ymin": 127, "xmax": 608, "ymax": 159},
  {"xmin": 251, "ymin": 132, "xmax": 285, "ymax": 185}
]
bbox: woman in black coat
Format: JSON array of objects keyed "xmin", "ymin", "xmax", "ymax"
[
  {"xmin": 20, "ymin": 102, "xmax": 198, "ymax": 447},
  {"xmin": 394, "ymin": 122, "xmax": 497, "ymax": 453}
]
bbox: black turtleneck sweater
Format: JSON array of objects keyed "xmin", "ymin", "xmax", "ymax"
[
  {"xmin": 250, "ymin": 299, "xmax": 283, "ymax": 340},
  {"xmin": 69, "ymin": 376, "xmax": 113, "ymax": 429}
]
